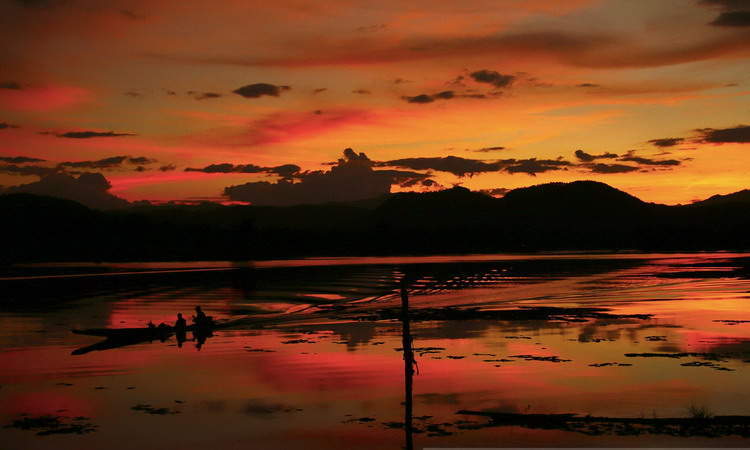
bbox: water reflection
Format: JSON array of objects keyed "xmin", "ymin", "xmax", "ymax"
[
  {"xmin": 400, "ymin": 279, "xmax": 415, "ymax": 450},
  {"xmin": 3, "ymin": 253, "xmax": 750, "ymax": 449}
]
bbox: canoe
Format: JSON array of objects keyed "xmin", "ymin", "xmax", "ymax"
[
  {"xmin": 72, "ymin": 318, "xmax": 230, "ymax": 339},
  {"xmin": 73, "ymin": 326, "xmax": 188, "ymax": 338}
]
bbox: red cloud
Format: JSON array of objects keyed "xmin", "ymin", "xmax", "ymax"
[
  {"xmin": 0, "ymin": 85, "xmax": 91, "ymax": 112},
  {"xmin": 244, "ymin": 109, "xmax": 378, "ymax": 146}
]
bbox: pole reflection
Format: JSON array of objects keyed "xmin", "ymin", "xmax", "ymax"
[{"xmin": 401, "ymin": 277, "xmax": 414, "ymax": 450}]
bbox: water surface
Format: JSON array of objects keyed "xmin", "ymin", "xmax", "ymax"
[{"xmin": 2, "ymin": 253, "xmax": 750, "ymax": 449}]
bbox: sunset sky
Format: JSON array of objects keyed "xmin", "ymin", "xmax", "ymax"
[{"xmin": 1, "ymin": 0, "xmax": 749, "ymax": 205}]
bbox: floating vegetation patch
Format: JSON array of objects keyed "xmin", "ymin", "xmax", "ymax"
[
  {"xmin": 456, "ymin": 410, "xmax": 750, "ymax": 438},
  {"xmin": 131, "ymin": 404, "xmax": 180, "ymax": 415},
  {"xmin": 244, "ymin": 346, "xmax": 276, "ymax": 352},
  {"xmin": 242, "ymin": 398, "xmax": 302, "ymax": 416},
  {"xmin": 510, "ymin": 354, "xmax": 571, "ymax": 363},
  {"xmin": 624, "ymin": 352, "xmax": 724, "ymax": 360},
  {"xmin": 281, "ymin": 339, "xmax": 316, "ymax": 344},
  {"xmin": 343, "ymin": 416, "xmax": 376, "ymax": 424},
  {"xmin": 714, "ymin": 320, "xmax": 750, "ymax": 325},
  {"xmin": 357, "ymin": 306, "xmax": 652, "ymax": 323},
  {"xmin": 5, "ymin": 415, "xmax": 97, "ymax": 436}
]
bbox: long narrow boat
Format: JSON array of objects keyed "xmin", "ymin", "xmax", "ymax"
[
  {"xmin": 72, "ymin": 318, "xmax": 235, "ymax": 339},
  {"xmin": 73, "ymin": 324, "xmax": 196, "ymax": 338}
]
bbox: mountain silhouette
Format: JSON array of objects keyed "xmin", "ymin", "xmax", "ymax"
[
  {"xmin": 2, "ymin": 181, "xmax": 750, "ymax": 262},
  {"xmin": 499, "ymin": 181, "xmax": 648, "ymax": 213},
  {"xmin": 690, "ymin": 189, "xmax": 750, "ymax": 207}
]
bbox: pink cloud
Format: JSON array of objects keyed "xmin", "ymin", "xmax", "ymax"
[
  {"xmin": 244, "ymin": 109, "xmax": 379, "ymax": 146},
  {"xmin": 0, "ymin": 85, "xmax": 91, "ymax": 112}
]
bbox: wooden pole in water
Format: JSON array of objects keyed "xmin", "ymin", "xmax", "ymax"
[{"xmin": 400, "ymin": 278, "xmax": 414, "ymax": 450}]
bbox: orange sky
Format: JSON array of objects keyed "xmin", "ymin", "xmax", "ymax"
[{"xmin": 0, "ymin": 0, "xmax": 749, "ymax": 205}]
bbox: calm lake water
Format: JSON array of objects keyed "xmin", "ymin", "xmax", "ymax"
[{"xmin": 2, "ymin": 253, "xmax": 750, "ymax": 449}]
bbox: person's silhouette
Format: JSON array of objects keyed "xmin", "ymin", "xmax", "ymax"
[
  {"xmin": 175, "ymin": 313, "xmax": 187, "ymax": 348},
  {"xmin": 175, "ymin": 313, "xmax": 187, "ymax": 330},
  {"xmin": 194, "ymin": 306, "xmax": 208, "ymax": 327}
]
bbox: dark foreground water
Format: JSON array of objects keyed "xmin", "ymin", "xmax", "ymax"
[{"xmin": 2, "ymin": 253, "xmax": 750, "ymax": 449}]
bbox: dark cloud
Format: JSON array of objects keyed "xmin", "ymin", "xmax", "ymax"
[
  {"xmin": 393, "ymin": 78, "xmax": 411, "ymax": 84},
  {"xmin": 159, "ymin": 164, "xmax": 177, "ymax": 172},
  {"xmin": 574, "ymin": 149, "xmax": 618, "ymax": 162},
  {"xmin": 377, "ymin": 156, "xmax": 502, "ymax": 177},
  {"xmin": 313, "ymin": 88, "xmax": 327, "ymax": 94},
  {"xmin": 0, "ymin": 122, "xmax": 20, "ymax": 129},
  {"xmin": 186, "ymin": 163, "xmax": 260, "ymax": 173},
  {"xmin": 648, "ymin": 137, "xmax": 685, "ymax": 147},
  {"xmin": 195, "ymin": 92, "xmax": 221, "ymax": 100},
  {"xmin": 0, "ymin": 164, "xmax": 56, "ymax": 177},
  {"xmin": 352, "ymin": 89, "xmax": 371, "ymax": 95},
  {"xmin": 711, "ymin": 10, "xmax": 750, "ymax": 26},
  {"xmin": 232, "ymin": 83, "xmax": 290, "ymax": 98},
  {"xmin": 268, "ymin": 164, "xmax": 301, "ymax": 179},
  {"xmin": 0, "ymin": 156, "xmax": 46, "ymax": 163},
  {"xmin": 576, "ymin": 83, "xmax": 600, "ymax": 87},
  {"xmin": 700, "ymin": 0, "xmax": 750, "ymax": 26},
  {"xmin": 53, "ymin": 131, "xmax": 136, "ymax": 139},
  {"xmin": 470, "ymin": 146, "xmax": 506, "ymax": 153},
  {"xmin": 224, "ymin": 149, "xmax": 407, "ymax": 206},
  {"xmin": 619, "ymin": 155, "xmax": 681, "ymax": 166},
  {"xmin": 59, "ymin": 156, "xmax": 129, "ymax": 169},
  {"xmin": 193, "ymin": 92, "xmax": 222, "ymax": 100},
  {"xmin": 695, "ymin": 124, "xmax": 750, "ymax": 143},
  {"xmin": 58, "ymin": 155, "xmax": 156, "ymax": 169},
  {"xmin": 124, "ymin": 91, "xmax": 141, "ymax": 98},
  {"xmin": 469, "ymin": 70, "xmax": 515, "ymax": 88},
  {"xmin": 0, "ymin": 81, "xmax": 22, "ymax": 90},
  {"xmin": 585, "ymin": 163, "xmax": 640, "ymax": 174},
  {"xmin": 185, "ymin": 162, "xmax": 301, "ymax": 179},
  {"xmin": 3, "ymin": 172, "xmax": 128, "ymax": 209},
  {"xmin": 402, "ymin": 90, "xmax": 456, "ymax": 104},
  {"xmin": 378, "ymin": 155, "xmax": 572, "ymax": 177},
  {"xmin": 502, "ymin": 158, "xmax": 572, "ymax": 176},
  {"xmin": 127, "ymin": 156, "xmax": 156, "ymax": 165},
  {"xmin": 433, "ymin": 90, "xmax": 454, "ymax": 99},
  {"xmin": 700, "ymin": 0, "xmax": 750, "ymax": 8},
  {"xmin": 370, "ymin": 169, "xmax": 433, "ymax": 187},
  {"xmin": 402, "ymin": 94, "xmax": 435, "ymax": 103},
  {"xmin": 447, "ymin": 75, "xmax": 467, "ymax": 87}
]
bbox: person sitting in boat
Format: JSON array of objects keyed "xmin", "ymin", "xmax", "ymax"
[
  {"xmin": 174, "ymin": 313, "xmax": 187, "ymax": 331},
  {"xmin": 193, "ymin": 306, "xmax": 209, "ymax": 327}
]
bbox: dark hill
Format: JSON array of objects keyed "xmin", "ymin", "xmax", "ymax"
[
  {"xmin": 691, "ymin": 189, "xmax": 750, "ymax": 207},
  {"xmin": 0, "ymin": 194, "xmax": 102, "ymax": 262},
  {"xmin": 374, "ymin": 186, "xmax": 499, "ymax": 230},
  {"xmin": 500, "ymin": 181, "xmax": 649, "ymax": 215},
  {"xmin": 2, "ymin": 181, "xmax": 750, "ymax": 262}
]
